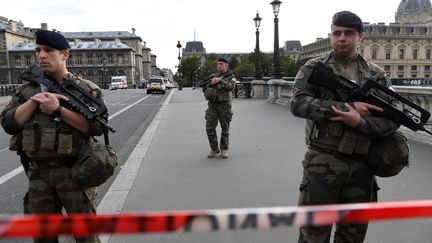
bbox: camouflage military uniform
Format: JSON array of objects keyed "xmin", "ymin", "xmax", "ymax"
[
  {"xmin": 290, "ymin": 51, "xmax": 399, "ymax": 243},
  {"xmin": 203, "ymin": 73, "xmax": 236, "ymax": 152},
  {"xmin": 0, "ymin": 73, "xmax": 106, "ymax": 243}
]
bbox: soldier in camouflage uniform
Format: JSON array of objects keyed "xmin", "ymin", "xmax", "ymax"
[
  {"xmin": 0, "ymin": 30, "xmax": 105, "ymax": 243},
  {"xmin": 290, "ymin": 11, "xmax": 400, "ymax": 242},
  {"xmin": 203, "ymin": 57, "xmax": 236, "ymax": 158}
]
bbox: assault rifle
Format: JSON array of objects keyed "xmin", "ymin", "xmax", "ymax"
[
  {"xmin": 197, "ymin": 71, "xmax": 232, "ymax": 88},
  {"xmin": 307, "ymin": 61, "xmax": 432, "ymax": 135},
  {"xmin": 20, "ymin": 64, "xmax": 116, "ymax": 133}
]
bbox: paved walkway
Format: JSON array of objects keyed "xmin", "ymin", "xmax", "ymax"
[
  {"xmin": 0, "ymin": 96, "xmax": 10, "ymax": 106},
  {"xmin": 98, "ymin": 88, "xmax": 308, "ymax": 242}
]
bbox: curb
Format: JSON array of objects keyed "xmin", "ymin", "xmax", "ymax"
[{"xmin": 97, "ymin": 90, "xmax": 174, "ymax": 243}]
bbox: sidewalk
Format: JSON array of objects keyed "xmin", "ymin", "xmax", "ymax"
[
  {"xmin": 0, "ymin": 96, "xmax": 11, "ymax": 106},
  {"xmin": 98, "ymin": 88, "xmax": 306, "ymax": 242},
  {"xmin": 97, "ymin": 88, "xmax": 432, "ymax": 242}
]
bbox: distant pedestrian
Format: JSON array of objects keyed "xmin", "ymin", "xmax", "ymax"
[
  {"xmin": 0, "ymin": 29, "xmax": 108, "ymax": 243},
  {"xmin": 290, "ymin": 11, "xmax": 402, "ymax": 242},
  {"xmin": 203, "ymin": 57, "xmax": 236, "ymax": 158}
]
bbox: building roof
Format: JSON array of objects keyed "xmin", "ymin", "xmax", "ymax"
[
  {"xmin": 9, "ymin": 41, "xmax": 131, "ymax": 51},
  {"xmin": 184, "ymin": 41, "xmax": 206, "ymax": 53},
  {"xmin": 62, "ymin": 31, "xmax": 137, "ymax": 38},
  {"xmin": 398, "ymin": 0, "xmax": 431, "ymax": 10},
  {"xmin": 284, "ymin": 40, "xmax": 302, "ymax": 51}
]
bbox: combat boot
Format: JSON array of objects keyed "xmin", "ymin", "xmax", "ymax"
[
  {"xmin": 207, "ymin": 149, "xmax": 220, "ymax": 158},
  {"xmin": 221, "ymin": 150, "xmax": 229, "ymax": 159}
]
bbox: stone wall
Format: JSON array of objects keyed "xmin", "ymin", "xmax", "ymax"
[
  {"xmin": 252, "ymin": 79, "xmax": 432, "ymax": 144},
  {"xmin": 251, "ymin": 79, "xmax": 432, "ymax": 122}
]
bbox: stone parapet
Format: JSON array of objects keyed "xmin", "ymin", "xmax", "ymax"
[{"xmin": 251, "ymin": 80, "xmax": 432, "ymax": 144}]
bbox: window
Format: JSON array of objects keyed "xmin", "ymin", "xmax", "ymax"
[
  {"xmin": 15, "ymin": 56, "xmax": 21, "ymax": 67},
  {"xmin": 399, "ymin": 49, "xmax": 405, "ymax": 59},
  {"xmin": 25, "ymin": 56, "xmax": 31, "ymax": 66},
  {"xmin": 118, "ymin": 55, "xmax": 124, "ymax": 64},
  {"xmin": 398, "ymin": 65, "xmax": 404, "ymax": 71},
  {"xmin": 97, "ymin": 55, "xmax": 103, "ymax": 64},
  {"xmin": 107, "ymin": 55, "xmax": 113, "ymax": 64},
  {"xmin": 426, "ymin": 49, "xmax": 431, "ymax": 60},
  {"xmin": 413, "ymin": 49, "xmax": 418, "ymax": 60},
  {"xmin": 384, "ymin": 65, "xmax": 391, "ymax": 71},
  {"xmin": 385, "ymin": 49, "xmax": 391, "ymax": 59},
  {"xmin": 371, "ymin": 48, "xmax": 377, "ymax": 60},
  {"xmin": 425, "ymin": 65, "xmax": 430, "ymax": 71},
  {"xmin": 76, "ymin": 55, "xmax": 82, "ymax": 65},
  {"xmin": 411, "ymin": 65, "xmax": 417, "ymax": 71},
  {"xmin": 87, "ymin": 54, "xmax": 93, "ymax": 65}
]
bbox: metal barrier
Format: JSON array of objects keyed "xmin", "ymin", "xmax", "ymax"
[
  {"xmin": 0, "ymin": 85, "xmax": 19, "ymax": 96},
  {"xmin": 234, "ymin": 82, "xmax": 251, "ymax": 98}
]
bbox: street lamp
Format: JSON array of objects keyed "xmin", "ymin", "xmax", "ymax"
[
  {"xmin": 270, "ymin": 0, "xmax": 283, "ymax": 79},
  {"xmin": 176, "ymin": 41, "xmax": 183, "ymax": 89},
  {"xmin": 176, "ymin": 40, "xmax": 182, "ymax": 66},
  {"xmin": 253, "ymin": 11, "xmax": 263, "ymax": 80}
]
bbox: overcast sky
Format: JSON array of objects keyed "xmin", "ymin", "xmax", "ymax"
[{"xmin": 2, "ymin": 0, "xmax": 402, "ymax": 71}]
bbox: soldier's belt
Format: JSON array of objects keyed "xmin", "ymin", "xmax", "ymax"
[{"xmin": 309, "ymin": 144, "xmax": 366, "ymax": 160}]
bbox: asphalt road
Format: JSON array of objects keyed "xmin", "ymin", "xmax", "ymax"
[{"xmin": 0, "ymin": 89, "xmax": 168, "ymax": 242}]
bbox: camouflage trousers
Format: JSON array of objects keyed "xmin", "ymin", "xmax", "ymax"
[
  {"xmin": 26, "ymin": 161, "xmax": 100, "ymax": 243},
  {"xmin": 205, "ymin": 101, "xmax": 233, "ymax": 150},
  {"xmin": 298, "ymin": 149, "xmax": 377, "ymax": 243}
]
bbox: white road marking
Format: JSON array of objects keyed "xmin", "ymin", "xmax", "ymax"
[{"xmin": 0, "ymin": 94, "xmax": 153, "ymax": 186}]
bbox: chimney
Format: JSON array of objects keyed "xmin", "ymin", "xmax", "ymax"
[
  {"xmin": 41, "ymin": 23, "xmax": 48, "ymax": 30},
  {"xmin": 132, "ymin": 28, "xmax": 136, "ymax": 35}
]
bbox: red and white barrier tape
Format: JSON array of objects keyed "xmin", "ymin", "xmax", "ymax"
[{"xmin": 1, "ymin": 199, "xmax": 432, "ymax": 238}]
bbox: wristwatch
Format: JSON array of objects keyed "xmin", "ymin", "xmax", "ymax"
[{"xmin": 52, "ymin": 105, "xmax": 62, "ymax": 122}]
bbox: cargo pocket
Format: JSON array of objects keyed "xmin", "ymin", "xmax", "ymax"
[
  {"xmin": 57, "ymin": 134, "xmax": 73, "ymax": 154},
  {"xmin": 40, "ymin": 127, "xmax": 56, "ymax": 151},
  {"xmin": 22, "ymin": 126, "xmax": 38, "ymax": 152}
]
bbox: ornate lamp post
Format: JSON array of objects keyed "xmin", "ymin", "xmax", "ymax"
[
  {"xmin": 177, "ymin": 40, "xmax": 182, "ymax": 66},
  {"xmin": 176, "ymin": 41, "xmax": 183, "ymax": 88},
  {"xmin": 270, "ymin": 0, "xmax": 283, "ymax": 79},
  {"xmin": 253, "ymin": 12, "xmax": 263, "ymax": 80}
]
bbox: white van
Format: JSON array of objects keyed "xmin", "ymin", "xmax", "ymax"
[{"xmin": 110, "ymin": 76, "xmax": 127, "ymax": 90}]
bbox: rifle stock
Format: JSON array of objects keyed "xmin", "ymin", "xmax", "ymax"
[
  {"xmin": 197, "ymin": 71, "xmax": 232, "ymax": 87},
  {"xmin": 308, "ymin": 61, "xmax": 432, "ymax": 135}
]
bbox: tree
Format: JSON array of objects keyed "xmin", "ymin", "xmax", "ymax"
[
  {"xmin": 199, "ymin": 57, "xmax": 217, "ymax": 80},
  {"xmin": 178, "ymin": 56, "xmax": 201, "ymax": 86},
  {"xmin": 232, "ymin": 62, "xmax": 254, "ymax": 81},
  {"xmin": 281, "ymin": 55, "xmax": 297, "ymax": 77}
]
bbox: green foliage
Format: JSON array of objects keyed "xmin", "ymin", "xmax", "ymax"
[
  {"xmin": 232, "ymin": 62, "xmax": 254, "ymax": 80},
  {"xmin": 178, "ymin": 52, "xmax": 309, "ymax": 86},
  {"xmin": 178, "ymin": 56, "xmax": 201, "ymax": 86}
]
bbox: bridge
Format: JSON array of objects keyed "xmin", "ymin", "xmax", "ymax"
[{"xmin": 0, "ymin": 88, "xmax": 431, "ymax": 242}]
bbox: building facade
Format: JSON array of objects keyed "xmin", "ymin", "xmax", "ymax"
[
  {"xmin": 301, "ymin": 0, "xmax": 432, "ymax": 79},
  {"xmin": 0, "ymin": 17, "xmax": 161, "ymax": 87}
]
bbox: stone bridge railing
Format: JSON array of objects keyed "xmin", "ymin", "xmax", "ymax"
[{"xmin": 250, "ymin": 79, "xmax": 432, "ymax": 124}]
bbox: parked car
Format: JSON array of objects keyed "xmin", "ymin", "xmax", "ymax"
[
  {"xmin": 109, "ymin": 76, "xmax": 128, "ymax": 90},
  {"xmin": 147, "ymin": 77, "xmax": 166, "ymax": 94}
]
